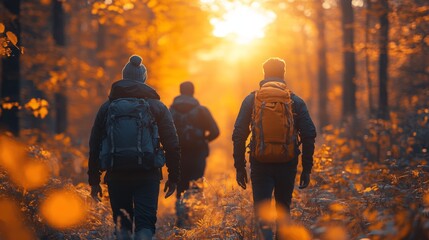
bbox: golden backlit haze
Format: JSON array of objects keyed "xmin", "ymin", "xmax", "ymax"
[
  {"xmin": 153, "ymin": 0, "xmax": 320, "ymax": 221},
  {"xmin": 202, "ymin": 0, "xmax": 276, "ymax": 44}
]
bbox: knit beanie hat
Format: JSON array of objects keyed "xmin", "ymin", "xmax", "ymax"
[
  {"xmin": 122, "ymin": 55, "xmax": 147, "ymax": 82},
  {"xmin": 180, "ymin": 81, "xmax": 194, "ymax": 96}
]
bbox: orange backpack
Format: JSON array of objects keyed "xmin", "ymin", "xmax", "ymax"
[{"xmin": 251, "ymin": 82, "xmax": 295, "ymax": 162}]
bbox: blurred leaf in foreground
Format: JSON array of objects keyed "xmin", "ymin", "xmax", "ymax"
[{"xmin": 40, "ymin": 189, "xmax": 87, "ymax": 229}]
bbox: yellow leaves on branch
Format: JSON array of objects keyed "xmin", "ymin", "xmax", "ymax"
[
  {"xmin": 0, "ymin": 22, "xmax": 22, "ymax": 56},
  {"xmin": 0, "ymin": 98, "xmax": 49, "ymax": 119},
  {"xmin": 6, "ymin": 31, "xmax": 18, "ymax": 46},
  {"xmin": 1, "ymin": 101, "xmax": 20, "ymax": 110},
  {"xmin": 25, "ymin": 98, "xmax": 49, "ymax": 119}
]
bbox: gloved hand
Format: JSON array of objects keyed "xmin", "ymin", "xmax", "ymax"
[
  {"xmin": 236, "ymin": 168, "xmax": 248, "ymax": 189},
  {"xmin": 91, "ymin": 185, "xmax": 102, "ymax": 202},
  {"xmin": 164, "ymin": 180, "xmax": 177, "ymax": 199},
  {"xmin": 298, "ymin": 172, "xmax": 310, "ymax": 189}
]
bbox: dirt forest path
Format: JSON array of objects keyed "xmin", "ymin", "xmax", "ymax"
[
  {"xmin": 154, "ymin": 142, "xmax": 429, "ymax": 239},
  {"xmin": 1, "ymin": 93, "xmax": 428, "ymax": 240}
]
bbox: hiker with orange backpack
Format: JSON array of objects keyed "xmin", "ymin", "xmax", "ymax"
[{"xmin": 232, "ymin": 57, "xmax": 316, "ymax": 239}]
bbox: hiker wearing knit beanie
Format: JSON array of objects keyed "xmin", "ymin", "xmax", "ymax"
[
  {"xmin": 122, "ymin": 55, "xmax": 147, "ymax": 82},
  {"xmin": 88, "ymin": 54, "xmax": 180, "ymax": 238}
]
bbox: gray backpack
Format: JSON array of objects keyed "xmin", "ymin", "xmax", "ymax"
[
  {"xmin": 170, "ymin": 107, "xmax": 204, "ymax": 148},
  {"xmin": 99, "ymin": 98, "xmax": 165, "ymax": 171}
]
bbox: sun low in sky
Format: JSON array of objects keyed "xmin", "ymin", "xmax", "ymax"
[{"xmin": 201, "ymin": 0, "xmax": 277, "ymax": 44}]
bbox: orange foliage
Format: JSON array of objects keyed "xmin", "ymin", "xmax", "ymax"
[
  {"xmin": 0, "ymin": 198, "xmax": 36, "ymax": 240},
  {"xmin": 0, "ymin": 135, "xmax": 50, "ymax": 190},
  {"xmin": 24, "ymin": 98, "xmax": 49, "ymax": 119}
]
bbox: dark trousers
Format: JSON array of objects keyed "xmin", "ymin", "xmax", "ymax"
[
  {"xmin": 175, "ymin": 150, "xmax": 207, "ymax": 228},
  {"xmin": 176, "ymin": 150, "xmax": 207, "ymax": 197},
  {"xmin": 250, "ymin": 162, "xmax": 297, "ymax": 240},
  {"xmin": 107, "ymin": 175, "xmax": 160, "ymax": 236}
]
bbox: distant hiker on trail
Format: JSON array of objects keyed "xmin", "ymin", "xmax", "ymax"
[
  {"xmin": 87, "ymin": 55, "xmax": 180, "ymax": 240},
  {"xmin": 169, "ymin": 81, "xmax": 219, "ymax": 226},
  {"xmin": 232, "ymin": 57, "xmax": 316, "ymax": 239}
]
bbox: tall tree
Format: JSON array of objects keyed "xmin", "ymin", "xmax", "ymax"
[
  {"xmin": 365, "ymin": 0, "xmax": 374, "ymax": 115},
  {"xmin": 316, "ymin": 0, "xmax": 328, "ymax": 130},
  {"xmin": 0, "ymin": 0, "xmax": 21, "ymax": 136},
  {"xmin": 378, "ymin": 0, "xmax": 389, "ymax": 119},
  {"xmin": 340, "ymin": 0, "xmax": 357, "ymax": 123},
  {"xmin": 52, "ymin": 0, "xmax": 67, "ymax": 133},
  {"xmin": 96, "ymin": 22, "xmax": 106, "ymax": 65}
]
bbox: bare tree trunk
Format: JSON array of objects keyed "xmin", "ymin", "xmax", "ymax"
[
  {"xmin": 365, "ymin": 0, "xmax": 374, "ymax": 116},
  {"xmin": 96, "ymin": 22, "xmax": 106, "ymax": 69},
  {"xmin": 340, "ymin": 0, "xmax": 357, "ymax": 123},
  {"xmin": 53, "ymin": 0, "xmax": 65, "ymax": 46},
  {"xmin": 378, "ymin": 0, "xmax": 389, "ymax": 119},
  {"xmin": 95, "ymin": 22, "xmax": 107, "ymax": 94},
  {"xmin": 0, "ymin": 0, "xmax": 20, "ymax": 136},
  {"xmin": 52, "ymin": 0, "xmax": 67, "ymax": 133},
  {"xmin": 316, "ymin": 0, "xmax": 329, "ymax": 130}
]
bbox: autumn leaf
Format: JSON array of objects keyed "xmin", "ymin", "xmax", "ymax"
[
  {"xmin": 24, "ymin": 98, "xmax": 49, "ymax": 119},
  {"xmin": 0, "ymin": 23, "xmax": 5, "ymax": 33},
  {"xmin": 6, "ymin": 31, "xmax": 18, "ymax": 46},
  {"xmin": 1, "ymin": 102, "xmax": 20, "ymax": 110}
]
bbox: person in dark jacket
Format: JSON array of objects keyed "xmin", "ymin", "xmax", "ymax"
[
  {"xmin": 88, "ymin": 55, "xmax": 180, "ymax": 239},
  {"xmin": 169, "ymin": 81, "xmax": 219, "ymax": 226},
  {"xmin": 232, "ymin": 57, "xmax": 316, "ymax": 239}
]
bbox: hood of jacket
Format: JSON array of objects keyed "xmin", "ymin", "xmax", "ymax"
[
  {"xmin": 259, "ymin": 77, "xmax": 286, "ymax": 87},
  {"xmin": 109, "ymin": 79, "xmax": 160, "ymax": 100},
  {"xmin": 170, "ymin": 95, "xmax": 200, "ymax": 113}
]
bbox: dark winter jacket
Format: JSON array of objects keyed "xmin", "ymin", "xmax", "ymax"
[
  {"xmin": 232, "ymin": 78, "xmax": 317, "ymax": 173},
  {"xmin": 88, "ymin": 80, "xmax": 180, "ymax": 186},
  {"xmin": 169, "ymin": 95, "xmax": 219, "ymax": 156}
]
